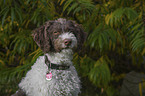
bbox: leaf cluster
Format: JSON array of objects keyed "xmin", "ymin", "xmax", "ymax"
[{"xmin": 0, "ymin": 0, "xmax": 145, "ymax": 96}]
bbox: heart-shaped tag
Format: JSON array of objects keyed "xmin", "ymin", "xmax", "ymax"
[{"xmin": 46, "ymin": 72, "xmax": 52, "ymax": 81}]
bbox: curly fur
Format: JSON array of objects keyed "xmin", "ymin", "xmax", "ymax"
[
  {"xmin": 19, "ymin": 50, "xmax": 80, "ymax": 96},
  {"xmin": 12, "ymin": 18, "xmax": 86, "ymax": 96}
]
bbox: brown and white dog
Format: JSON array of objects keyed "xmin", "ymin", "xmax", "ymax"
[{"xmin": 12, "ymin": 18, "xmax": 86, "ymax": 96}]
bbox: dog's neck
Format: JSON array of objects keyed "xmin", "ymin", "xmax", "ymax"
[{"xmin": 45, "ymin": 49, "xmax": 73, "ymax": 66}]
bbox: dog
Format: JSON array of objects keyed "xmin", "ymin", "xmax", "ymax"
[{"xmin": 12, "ymin": 18, "xmax": 86, "ymax": 96}]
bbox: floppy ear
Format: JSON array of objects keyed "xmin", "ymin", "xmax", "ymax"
[
  {"xmin": 71, "ymin": 20, "xmax": 87, "ymax": 51},
  {"xmin": 32, "ymin": 21, "xmax": 53, "ymax": 53}
]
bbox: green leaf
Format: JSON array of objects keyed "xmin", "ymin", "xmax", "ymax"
[
  {"xmin": 98, "ymin": 35, "xmax": 103, "ymax": 49},
  {"xmin": 0, "ymin": 6, "xmax": 8, "ymax": 16},
  {"xmin": 63, "ymin": 0, "xmax": 73, "ymax": 12},
  {"xmin": 124, "ymin": 7, "xmax": 138, "ymax": 21},
  {"xmin": 2, "ymin": 8, "xmax": 9, "ymax": 25},
  {"xmin": 11, "ymin": 7, "xmax": 15, "ymax": 22},
  {"xmin": 15, "ymin": 5, "xmax": 23, "ymax": 23},
  {"xmin": 73, "ymin": 7, "xmax": 81, "ymax": 15},
  {"xmin": 89, "ymin": 56, "xmax": 111, "ymax": 87},
  {"xmin": 67, "ymin": 2, "xmax": 78, "ymax": 15}
]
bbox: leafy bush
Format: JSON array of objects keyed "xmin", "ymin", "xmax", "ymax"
[{"xmin": 0, "ymin": 0, "xmax": 144, "ymax": 96}]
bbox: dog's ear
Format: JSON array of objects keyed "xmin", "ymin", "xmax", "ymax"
[
  {"xmin": 32, "ymin": 21, "xmax": 53, "ymax": 53},
  {"xmin": 70, "ymin": 20, "xmax": 87, "ymax": 51}
]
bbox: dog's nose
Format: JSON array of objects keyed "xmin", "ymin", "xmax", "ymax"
[{"xmin": 64, "ymin": 39, "xmax": 72, "ymax": 46}]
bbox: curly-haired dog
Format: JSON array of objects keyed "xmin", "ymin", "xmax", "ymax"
[{"xmin": 12, "ymin": 18, "xmax": 86, "ymax": 96}]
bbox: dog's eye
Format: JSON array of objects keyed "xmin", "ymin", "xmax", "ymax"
[
  {"xmin": 53, "ymin": 31, "xmax": 60, "ymax": 39},
  {"xmin": 53, "ymin": 31, "xmax": 57, "ymax": 34},
  {"xmin": 53, "ymin": 31, "xmax": 60, "ymax": 35}
]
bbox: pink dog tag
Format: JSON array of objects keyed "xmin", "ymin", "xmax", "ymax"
[{"xmin": 46, "ymin": 72, "xmax": 52, "ymax": 81}]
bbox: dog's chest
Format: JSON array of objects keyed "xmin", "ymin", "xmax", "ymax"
[
  {"xmin": 19, "ymin": 56, "xmax": 80, "ymax": 96},
  {"xmin": 37, "ymin": 68, "xmax": 78, "ymax": 96}
]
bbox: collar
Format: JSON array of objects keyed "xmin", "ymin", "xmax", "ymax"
[{"xmin": 45, "ymin": 55, "xmax": 70, "ymax": 70}]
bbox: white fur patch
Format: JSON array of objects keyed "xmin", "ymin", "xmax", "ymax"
[{"xmin": 56, "ymin": 18, "xmax": 66, "ymax": 24}]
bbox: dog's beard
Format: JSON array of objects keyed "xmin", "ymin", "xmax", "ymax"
[{"xmin": 61, "ymin": 49, "xmax": 74, "ymax": 55}]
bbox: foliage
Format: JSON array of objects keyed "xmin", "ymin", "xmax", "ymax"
[{"xmin": 0, "ymin": 0, "xmax": 145, "ymax": 96}]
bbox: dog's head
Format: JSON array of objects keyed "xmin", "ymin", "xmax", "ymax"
[{"xmin": 32, "ymin": 18, "xmax": 86, "ymax": 53}]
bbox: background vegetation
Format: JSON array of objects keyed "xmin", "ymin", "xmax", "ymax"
[{"xmin": 0, "ymin": 0, "xmax": 145, "ymax": 96}]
